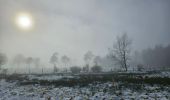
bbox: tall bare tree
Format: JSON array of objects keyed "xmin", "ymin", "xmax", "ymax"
[
  {"xmin": 33, "ymin": 57, "xmax": 40, "ymax": 67},
  {"xmin": 84, "ymin": 51, "xmax": 94, "ymax": 67},
  {"xmin": 26, "ymin": 57, "xmax": 33, "ymax": 74},
  {"xmin": 50, "ymin": 52, "xmax": 58, "ymax": 73},
  {"xmin": 93, "ymin": 56, "xmax": 102, "ymax": 66},
  {"xmin": 13, "ymin": 54, "xmax": 25, "ymax": 72},
  {"xmin": 0, "ymin": 53, "xmax": 7, "ymax": 70},
  {"xmin": 61, "ymin": 55, "xmax": 70, "ymax": 68},
  {"xmin": 111, "ymin": 33, "xmax": 132, "ymax": 71}
]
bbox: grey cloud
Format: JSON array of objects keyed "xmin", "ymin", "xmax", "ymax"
[{"xmin": 0, "ymin": 0, "xmax": 170, "ymax": 65}]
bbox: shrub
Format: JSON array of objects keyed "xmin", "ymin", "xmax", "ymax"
[
  {"xmin": 91, "ymin": 65, "xmax": 102, "ymax": 73},
  {"xmin": 82, "ymin": 65, "xmax": 89, "ymax": 72},
  {"xmin": 137, "ymin": 64, "xmax": 144, "ymax": 71},
  {"xmin": 70, "ymin": 66, "xmax": 81, "ymax": 74}
]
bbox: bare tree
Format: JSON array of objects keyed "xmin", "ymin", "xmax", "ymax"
[
  {"xmin": 111, "ymin": 33, "xmax": 132, "ymax": 71},
  {"xmin": 50, "ymin": 52, "xmax": 58, "ymax": 73},
  {"xmin": 33, "ymin": 57, "xmax": 40, "ymax": 67},
  {"xmin": 26, "ymin": 57, "xmax": 33, "ymax": 74},
  {"xmin": 82, "ymin": 66, "xmax": 89, "ymax": 72},
  {"xmin": 31, "ymin": 57, "xmax": 41, "ymax": 73},
  {"xmin": 84, "ymin": 51, "xmax": 94, "ymax": 68},
  {"xmin": 61, "ymin": 55, "xmax": 70, "ymax": 68},
  {"xmin": 2, "ymin": 68, "xmax": 8, "ymax": 76},
  {"xmin": 0, "ymin": 53, "xmax": 7, "ymax": 70},
  {"xmin": 93, "ymin": 56, "xmax": 102, "ymax": 66},
  {"xmin": 13, "ymin": 54, "xmax": 25, "ymax": 65},
  {"xmin": 13, "ymin": 54, "xmax": 25, "ymax": 72}
]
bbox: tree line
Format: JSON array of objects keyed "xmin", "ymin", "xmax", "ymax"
[
  {"xmin": 0, "ymin": 33, "xmax": 133, "ymax": 74},
  {"xmin": 0, "ymin": 33, "xmax": 170, "ymax": 74},
  {"xmin": 140, "ymin": 45, "xmax": 170, "ymax": 71}
]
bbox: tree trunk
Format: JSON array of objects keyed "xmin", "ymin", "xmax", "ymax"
[
  {"xmin": 42, "ymin": 67, "xmax": 43, "ymax": 75},
  {"xmin": 29, "ymin": 64, "xmax": 31, "ymax": 74}
]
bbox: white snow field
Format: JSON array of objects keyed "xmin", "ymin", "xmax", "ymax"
[{"xmin": 0, "ymin": 79, "xmax": 169, "ymax": 100}]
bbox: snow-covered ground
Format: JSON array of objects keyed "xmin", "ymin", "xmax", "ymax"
[
  {"xmin": 160, "ymin": 71, "xmax": 170, "ymax": 78},
  {"xmin": 0, "ymin": 79, "xmax": 169, "ymax": 100},
  {"xmin": 139, "ymin": 71, "xmax": 170, "ymax": 78}
]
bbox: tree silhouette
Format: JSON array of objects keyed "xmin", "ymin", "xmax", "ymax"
[
  {"xmin": 13, "ymin": 54, "xmax": 25, "ymax": 73},
  {"xmin": 84, "ymin": 51, "xmax": 94, "ymax": 67},
  {"xmin": 26, "ymin": 57, "xmax": 33, "ymax": 74},
  {"xmin": 50, "ymin": 52, "xmax": 58, "ymax": 73},
  {"xmin": 61, "ymin": 55, "xmax": 70, "ymax": 68},
  {"xmin": 93, "ymin": 56, "xmax": 102, "ymax": 66},
  {"xmin": 111, "ymin": 33, "xmax": 132, "ymax": 71},
  {"xmin": 0, "ymin": 53, "xmax": 7, "ymax": 70}
]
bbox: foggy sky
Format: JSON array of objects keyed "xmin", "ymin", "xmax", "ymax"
[{"xmin": 0, "ymin": 0, "xmax": 170, "ymax": 65}]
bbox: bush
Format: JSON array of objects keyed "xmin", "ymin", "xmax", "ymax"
[
  {"xmin": 137, "ymin": 64, "xmax": 144, "ymax": 71},
  {"xmin": 82, "ymin": 65, "xmax": 89, "ymax": 72},
  {"xmin": 54, "ymin": 66, "xmax": 59, "ymax": 73},
  {"xmin": 70, "ymin": 66, "xmax": 81, "ymax": 74},
  {"xmin": 91, "ymin": 65, "xmax": 102, "ymax": 73}
]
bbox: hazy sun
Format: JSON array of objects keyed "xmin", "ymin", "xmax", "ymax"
[{"xmin": 15, "ymin": 13, "xmax": 33, "ymax": 30}]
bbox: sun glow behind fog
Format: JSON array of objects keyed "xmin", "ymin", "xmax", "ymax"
[{"xmin": 15, "ymin": 13, "xmax": 33, "ymax": 30}]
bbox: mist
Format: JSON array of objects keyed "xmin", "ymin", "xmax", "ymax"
[
  {"xmin": 0, "ymin": 0, "xmax": 170, "ymax": 73},
  {"xmin": 1, "ymin": 1, "xmax": 170, "ymax": 100}
]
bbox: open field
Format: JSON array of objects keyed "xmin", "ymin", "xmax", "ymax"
[{"xmin": 0, "ymin": 72, "xmax": 170, "ymax": 100}]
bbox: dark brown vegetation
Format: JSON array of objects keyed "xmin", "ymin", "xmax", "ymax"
[{"xmin": 1, "ymin": 72, "xmax": 170, "ymax": 87}]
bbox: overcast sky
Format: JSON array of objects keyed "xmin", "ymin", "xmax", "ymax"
[{"xmin": 0, "ymin": 0, "xmax": 170, "ymax": 65}]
